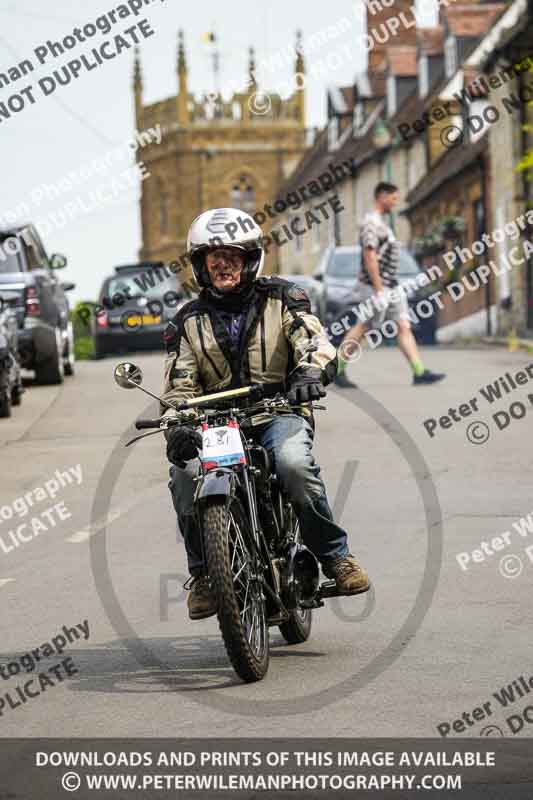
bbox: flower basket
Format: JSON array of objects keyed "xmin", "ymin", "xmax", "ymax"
[{"xmin": 438, "ymin": 216, "xmax": 466, "ymax": 240}]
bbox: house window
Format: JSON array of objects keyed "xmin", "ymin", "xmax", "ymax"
[
  {"xmin": 386, "ymin": 75, "xmax": 397, "ymax": 117},
  {"xmin": 230, "ymin": 175, "xmax": 255, "ymax": 212},
  {"xmin": 419, "ymin": 55, "xmax": 429, "ymax": 98},
  {"xmin": 328, "ymin": 117, "xmax": 339, "ymax": 151},
  {"xmin": 445, "ymin": 35, "xmax": 457, "ymax": 78},
  {"xmin": 468, "ymin": 99, "xmax": 490, "ymax": 143},
  {"xmin": 353, "ymin": 102, "xmax": 364, "ymax": 131}
]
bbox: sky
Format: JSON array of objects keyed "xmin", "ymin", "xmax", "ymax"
[{"xmin": 0, "ymin": 0, "xmax": 436, "ymax": 304}]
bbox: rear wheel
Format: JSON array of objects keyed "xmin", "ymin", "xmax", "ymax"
[
  {"xmin": 64, "ymin": 322, "xmax": 75, "ymax": 376},
  {"xmin": 203, "ymin": 497, "xmax": 269, "ymax": 683},
  {"xmin": 35, "ymin": 328, "xmax": 64, "ymax": 385},
  {"xmin": 279, "ymin": 509, "xmax": 312, "ymax": 644}
]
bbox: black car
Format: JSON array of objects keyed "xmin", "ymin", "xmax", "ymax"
[
  {"xmin": 0, "ymin": 295, "xmax": 23, "ymax": 417},
  {"xmin": 94, "ymin": 262, "xmax": 189, "ymax": 358},
  {"xmin": 0, "ymin": 225, "xmax": 75, "ymax": 385}
]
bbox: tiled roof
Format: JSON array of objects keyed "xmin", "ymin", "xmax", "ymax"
[
  {"xmin": 276, "ymin": 128, "xmax": 330, "ymax": 196},
  {"xmin": 444, "ymin": 3, "xmax": 506, "ymax": 37}
]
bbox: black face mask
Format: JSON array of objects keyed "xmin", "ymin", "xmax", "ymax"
[{"xmin": 205, "ymin": 280, "xmax": 255, "ymax": 311}]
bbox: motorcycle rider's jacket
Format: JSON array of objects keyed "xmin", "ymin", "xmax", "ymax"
[{"xmin": 161, "ymin": 276, "xmax": 337, "ymax": 423}]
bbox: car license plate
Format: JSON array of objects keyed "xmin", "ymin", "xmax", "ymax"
[
  {"xmin": 124, "ymin": 314, "xmax": 161, "ymax": 327},
  {"xmin": 201, "ymin": 422, "xmax": 246, "ymax": 468}
]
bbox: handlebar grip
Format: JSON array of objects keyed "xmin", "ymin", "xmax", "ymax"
[{"xmin": 135, "ymin": 418, "xmax": 161, "ymax": 430}]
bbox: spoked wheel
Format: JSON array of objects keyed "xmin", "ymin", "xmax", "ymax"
[
  {"xmin": 203, "ymin": 497, "xmax": 269, "ymax": 683},
  {"xmin": 279, "ymin": 507, "xmax": 313, "ymax": 645}
]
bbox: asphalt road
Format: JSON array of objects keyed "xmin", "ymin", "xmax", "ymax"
[{"xmin": 0, "ymin": 344, "xmax": 531, "ymax": 739}]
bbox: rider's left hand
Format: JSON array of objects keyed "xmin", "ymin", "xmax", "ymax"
[{"xmin": 287, "ymin": 371, "xmax": 326, "ymax": 405}]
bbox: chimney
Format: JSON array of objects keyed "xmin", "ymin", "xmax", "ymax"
[{"xmin": 365, "ymin": 0, "xmax": 418, "ymax": 72}]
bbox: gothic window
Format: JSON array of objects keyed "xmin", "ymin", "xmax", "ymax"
[{"xmin": 230, "ymin": 174, "xmax": 256, "ymax": 212}]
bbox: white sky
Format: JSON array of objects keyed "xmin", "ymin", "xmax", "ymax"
[{"xmin": 0, "ymin": 0, "xmax": 436, "ymax": 303}]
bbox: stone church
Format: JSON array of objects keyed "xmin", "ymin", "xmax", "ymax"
[{"xmin": 134, "ymin": 32, "xmax": 309, "ymax": 278}]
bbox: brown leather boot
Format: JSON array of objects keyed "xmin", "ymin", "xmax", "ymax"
[
  {"xmin": 322, "ymin": 555, "xmax": 370, "ymax": 595},
  {"xmin": 186, "ymin": 574, "xmax": 217, "ymax": 620}
]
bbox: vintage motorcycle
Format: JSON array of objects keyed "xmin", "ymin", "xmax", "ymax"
[{"xmin": 114, "ymin": 362, "xmax": 368, "ymax": 683}]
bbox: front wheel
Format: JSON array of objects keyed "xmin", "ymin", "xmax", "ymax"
[{"xmin": 203, "ymin": 497, "xmax": 269, "ymax": 683}]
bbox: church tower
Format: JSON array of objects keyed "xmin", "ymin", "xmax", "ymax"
[{"xmin": 134, "ymin": 33, "xmax": 308, "ymax": 277}]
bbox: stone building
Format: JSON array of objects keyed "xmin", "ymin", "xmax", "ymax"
[{"xmin": 133, "ymin": 32, "xmax": 309, "ymax": 280}]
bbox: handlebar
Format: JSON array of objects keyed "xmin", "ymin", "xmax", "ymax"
[
  {"xmin": 135, "ymin": 419, "xmax": 162, "ymax": 430},
  {"xmin": 133, "ymin": 384, "xmax": 326, "ymax": 432}
]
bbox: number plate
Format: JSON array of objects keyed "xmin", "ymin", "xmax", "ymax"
[
  {"xmin": 124, "ymin": 314, "xmax": 161, "ymax": 327},
  {"xmin": 201, "ymin": 422, "xmax": 246, "ymax": 468}
]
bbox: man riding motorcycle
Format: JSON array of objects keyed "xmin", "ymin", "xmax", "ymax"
[{"xmin": 162, "ymin": 208, "xmax": 370, "ymax": 619}]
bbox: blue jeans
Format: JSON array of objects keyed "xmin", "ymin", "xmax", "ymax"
[{"xmin": 168, "ymin": 414, "xmax": 349, "ymax": 575}]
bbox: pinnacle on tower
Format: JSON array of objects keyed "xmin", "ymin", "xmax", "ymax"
[
  {"xmin": 178, "ymin": 29, "xmax": 187, "ymax": 73},
  {"xmin": 133, "ymin": 45, "xmax": 142, "ymax": 90},
  {"xmin": 295, "ymin": 30, "xmax": 305, "ymax": 74},
  {"xmin": 248, "ymin": 46, "xmax": 257, "ymax": 90}
]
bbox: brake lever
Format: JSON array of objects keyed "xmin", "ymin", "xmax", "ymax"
[{"xmin": 125, "ymin": 429, "xmax": 166, "ymax": 447}]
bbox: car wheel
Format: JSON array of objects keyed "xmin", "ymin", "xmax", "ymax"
[
  {"xmin": 11, "ymin": 382, "xmax": 23, "ymax": 406},
  {"xmin": 0, "ymin": 385, "xmax": 12, "ymax": 418},
  {"xmin": 63, "ymin": 322, "xmax": 75, "ymax": 376},
  {"xmin": 93, "ymin": 338, "xmax": 108, "ymax": 359},
  {"xmin": 35, "ymin": 328, "xmax": 65, "ymax": 385}
]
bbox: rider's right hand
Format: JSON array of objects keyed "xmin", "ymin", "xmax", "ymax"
[{"xmin": 166, "ymin": 426, "xmax": 203, "ymax": 468}]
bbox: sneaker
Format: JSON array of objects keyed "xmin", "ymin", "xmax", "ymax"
[
  {"xmin": 334, "ymin": 373, "xmax": 358, "ymax": 389},
  {"xmin": 186, "ymin": 574, "xmax": 217, "ymax": 620},
  {"xmin": 413, "ymin": 369, "xmax": 445, "ymax": 386},
  {"xmin": 322, "ymin": 555, "xmax": 370, "ymax": 595}
]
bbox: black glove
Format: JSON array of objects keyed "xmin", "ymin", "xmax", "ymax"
[
  {"xmin": 287, "ymin": 371, "xmax": 327, "ymax": 405},
  {"xmin": 166, "ymin": 426, "xmax": 202, "ymax": 467}
]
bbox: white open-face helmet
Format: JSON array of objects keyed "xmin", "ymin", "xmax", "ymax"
[{"xmin": 186, "ymin": 207, "xmax": 264, "ymax": 293}]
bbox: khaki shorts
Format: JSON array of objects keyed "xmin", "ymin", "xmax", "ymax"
[{"xmin": 358, "ymin": 283, "xmax": 410, "ymax": 330}]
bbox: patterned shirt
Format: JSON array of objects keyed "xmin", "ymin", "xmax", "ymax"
[{"xmin": 359, "ymin": 210, "xmax": 400, "ymax": 288}]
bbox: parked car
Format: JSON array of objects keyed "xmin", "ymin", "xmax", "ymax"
[
  {"xmin": 0, "ymin": 295, "xmax": 23, "ymax": 417},
  {"xmin": 0, "ymin": 225, "xmax": 75, "ymax": 385},
  {"xmin": 94, "ymin": 263, "xmax": 188, "ymax": 358},
  {"xmin": 281, "ymin": 273, "xmax": 325, "ymax": 321},
  {"xmin": 314, "ymin": 244, "xmax": 428, "ymax": 324},
  {"xmin": 313, "ymin": 246, "xmax": 360, "ymax": 322}
]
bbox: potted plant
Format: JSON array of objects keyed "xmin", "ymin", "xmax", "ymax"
[
  {"xmin": 438, "ymin": 215, "xmax": 466, "ymax": 240},
  {"xmin": 412, "ymin": 231, "xmax": 445, "ymax": 259}
]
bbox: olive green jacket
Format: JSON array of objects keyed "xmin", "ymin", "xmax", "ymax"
[{"xmin": 161, "ymin": 277, "xmax": 337, "ymax": 420}]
